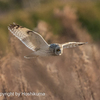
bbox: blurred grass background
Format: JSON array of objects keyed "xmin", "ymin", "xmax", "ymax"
[{"xmin": 0, "ymin": 0, "xmax": 100, "ymax": 54}]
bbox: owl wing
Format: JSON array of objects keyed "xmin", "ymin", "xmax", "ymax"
[
  {"xmin": 62, "ymin": 42, "xmax": 87, "ymax": 49},
  {"xmin": 8, "ymin": 23, "xmax": 49, "ymax": 51}
]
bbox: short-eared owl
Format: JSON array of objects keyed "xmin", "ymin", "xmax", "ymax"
[{"xmin": 8, "ymin": 23, "xmax": 87, "ymax": 59}]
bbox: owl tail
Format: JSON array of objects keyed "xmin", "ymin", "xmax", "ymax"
[
  {"xmin": 24, "ymin": 53, "xmax": 38, "ymax": 59},
  {"xmin": 62, "ymin": 42, "xmax": 87, "ymax": 49}
]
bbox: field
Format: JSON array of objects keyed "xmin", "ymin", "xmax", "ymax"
[{"xmin": 0, "ymin": 0, "xmax": 100, "ymax": 100}]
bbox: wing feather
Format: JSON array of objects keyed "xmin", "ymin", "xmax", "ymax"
[
  {"xmin": 8, "ymin": 23, "xmax": 49, "ymax": 51},
  {"xmin": 62, "ymin": 42, "xmax": 87, "ymax": 48}
]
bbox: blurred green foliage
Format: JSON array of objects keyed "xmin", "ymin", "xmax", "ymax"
[
  {"xmin": 31, "ymin": 11, "xmax": 63, "ymax": 35},
  {"xmin": 75, "ymin": 2, "xmax": 100, "ymax": 41},
  {"xmin": 0, "ymin": 1, "xmax": 9, "ymax": 11},
  {"xmin": 0, "ymin": 0, "xmax": 64, "ymax": 54},
  {"xmin": 0, "ymin": 0, "xmax": 100, "ymax": 54}
]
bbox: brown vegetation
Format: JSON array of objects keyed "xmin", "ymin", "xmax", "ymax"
[{"xmin": 0, "ymin": 6, "xmax": 100, "ymax": 100}]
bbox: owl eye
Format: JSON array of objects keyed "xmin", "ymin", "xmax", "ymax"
[{"xmin": 56, "ymin": 49, "xmax": 60, "ymax": 52}]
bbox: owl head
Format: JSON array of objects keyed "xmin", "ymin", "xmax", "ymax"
[{"xmin": 49, "ymin": 44, "xmax": 63, "ymax": 56}]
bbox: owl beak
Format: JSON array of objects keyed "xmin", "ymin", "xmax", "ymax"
[{"xmin": 59, "ymin": 53, "xmax": 61, "ymax": 55}]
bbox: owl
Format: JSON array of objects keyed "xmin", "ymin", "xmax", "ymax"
[{"xmin": 8, "ymin": 23, "xmax": 87, "ymax": 59}]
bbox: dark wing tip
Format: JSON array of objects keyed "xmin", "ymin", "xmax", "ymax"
[
  {"xmin": 8, "ymin": 23, "xmax": 24, "ymax": 30},
  {"xmin": 78, "ymin": 42, "xmax": 88, "ymax": 46},
  {"xmin": 8, "ymin": 24, "xmax": 16, "ymax": 30}
]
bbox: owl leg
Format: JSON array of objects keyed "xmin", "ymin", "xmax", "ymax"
[{"xmin": 24, "ymin": 53, "xmax": 39, "ymax": 59}]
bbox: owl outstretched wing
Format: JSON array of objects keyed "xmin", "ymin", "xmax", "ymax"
[
  {"xmin": 62, "ymin": 42, "xmax": 87, "ymax": 48},
  {"xmin": 8, "ymin": 23, "xmax": 49, "ymax": 51}
]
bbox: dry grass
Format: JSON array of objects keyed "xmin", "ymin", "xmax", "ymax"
[{"xmin": 0, "ymin": 5, "xmax": 100, "ymax": 100}]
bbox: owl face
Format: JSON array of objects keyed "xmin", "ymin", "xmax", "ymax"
[{"xmin": 49, "ymin": 44, "xmax": 63, "ymax": 56}]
